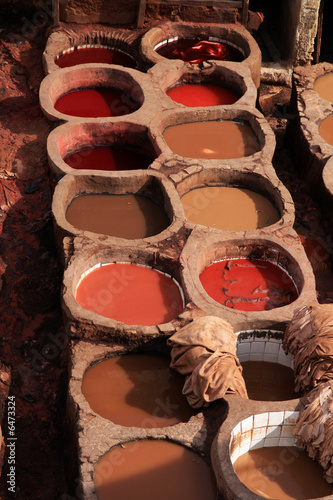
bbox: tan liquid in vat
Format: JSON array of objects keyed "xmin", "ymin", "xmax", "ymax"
[
  {"xmin": 234, "ymin": 446, "xmax": 332, "ymax": 499},
  {"xmin": 241, "ymin": 361, "xmax": 297, "ymax": 401},
  {"xmin": 181, "ymin": 186, "xmax": 280, "ymax": 230},
  {"xmin": 66, "ymin": 193, "xmax": 170, "ymax": 239},
  {"xmin": 313, "ymin": 72, "xmax": 333, "ymax": 103},
  {"xmin": 319, "ymin": 115, "xmax": 333, "ymax": 147},
  {"xmin": 163, "ymin": 120, "xmax": 260, "ymax": 159},
  {"xmin": 94, "ymin": 440, "xmax": 217, "ymax": 500},
  {"xmin": 81, "ymin": 354, "xmax": 195, "ymax": 428}
]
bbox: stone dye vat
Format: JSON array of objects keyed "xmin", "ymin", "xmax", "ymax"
[{"xmin": 55, "ymin": 46, "xmax": 137, "ymax": 69}]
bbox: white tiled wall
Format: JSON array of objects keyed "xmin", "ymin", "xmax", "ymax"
[
  {"xmin": 236, "ymin": 330, "xmax": 294, "ymax": 368},
  {"xmin": 229, "ymin": 410, "xmax": 299, "ymax": 464}
]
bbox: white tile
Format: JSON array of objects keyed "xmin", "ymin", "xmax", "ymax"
[
  {"xmin": 281, "ymin": 425, "xmax": 294, "ymax": 438},
  {"xmin": 279, "ymin": 344, "xmax": 287, "ymax": 356},
  {"xmin": 268, "ymin": 412, "xmax": 285, "ymax": 426},
  {"xmin": 237, "ymin": 353, "xmax": 248, "ymax": 362},
  {"xmin": 268, "ymin": 336, "xmax": 281, "ymax": 343},
  {"xmin": 263, "ymin": 353, "xmax": 279, "ymax": 363},
  {"xmin": 250, "ymin": 439, "xmax": 265, "ymax": 450},
  {"xmin": 253, "ymin": 335, "xmax": 267, "ymax": 342},
  {"xmin": 279, "ymin": 437, "xmax": 297, "ymax": 447},
  {"xmin": 264, "ymin": 342, "xmax": 280, "ymax": 355},
  {"xmin": 253, "ymin": 413, "xmax": 268, "ymax": 428},
  {"xmin": 250, "ymin": 342, "xmax": 266, "ymax": 353},
  {"xmin": 249, "ymin": 352, "xmax": 264, "ymax": 361},
  {"xmin": 237, "ymin": 343, "xmax": 251, "ymax": 355},
  {"xmin": 252, "ymin": 426, "xmax": 267, "ymax": 441},
  {"xmin": 266, "ymin": 425, "xmax": 282, "ymax": 439},
  {"xmin": 230, "ymin": 448, "xmax": 240, "ymax": 463},
  {"xmin": 278, "ymin": 354, "xmax": 294, "ymax": 367},
  {"xmin": 241, "ymin": 416, "xmax": 254, "ymax": 433},
  {"xmin": 283, "ymin": 411, "xmax": 299, "ymax": 426},
  {"xmin": 264, "ymin": 436, "xmax": 280, "ymax": 447},
  {"xmin": 239, "ymin": 442, "xmax": 251, "ymax": 456},
  {"xmin": 240, "ymin": 430, "xmax": 252, "ymax": 447}
]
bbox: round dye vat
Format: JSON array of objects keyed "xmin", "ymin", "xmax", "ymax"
[
  {"xmin": 163, "ymin": 121, "xmax": 260, "ymax": 159},
  {"xmin": 233, "ymin": 446, "xmax": 332, "ymax": 499},
  {"xmin": 65, "ymin": 193, "xmax": 170, "ymax": 239},
  {"xmin": 54, "ymin": 88, "xmax": 140, "ymax": 118},
  {"xmin": 55, "ymin": 46, "xmax": 136, "ymax": 69},
  {"xmin": 166, "ymin": 83, "xmax": 239, "ymax": 107},
  {"xmin": 241, "ymin": 361, "xmax": 297, "ymax": 401},
  {"xmin": 155, "ymin": 38, "xmax": 244, "ymax": 64},
  {"xmin": 64, "ymin": 145, "xmax": 153, "ymax": 171},
  {"xmin": 313, "ymin": 72, "xmax": 333, "ymax": 103},
  {"xmin": 94, "ymin": 440, "xmax": 217, "ymax": 500},
  {"xmin": 199, "ymin": 259, "xmax": 298, "ymax": 311},
  {"xmin": 319, "ymin": 115, "xmax": 333, "ymax": 147},
  {"xmin": 181, "ymin": 186, "xmax": 280, "ymax": 230},
  {"xmin": 76, "ymin": 263, "xmax": 184, "ymax": 325},
  {"xmin": 82, "ymin": 354, "xmax": 195, "ymax": 427}
]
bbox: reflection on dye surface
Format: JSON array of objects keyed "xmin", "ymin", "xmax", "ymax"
[
  {"xmin": 55, "ymin": 47, "xmax": 136, "ymax": 68},
  {"xmin": 54, "ymin": 88, "xmax": 139, "ymax": 117},
  {"xmin": 156, "ymin": 38, "xmax": 244, "ymax": 64},
  {"xmin": 82, "ymin": 354, "xmax": 195, "ymax": 427},
  {"xmin": 181, "ymin": 186, "xmax": 280, "ymax": 230},
  {"xmin": 64, "ymin": 146, "xmax": 153, "ymax": 171},
  {"xmin": 76, "ymin": 263, "xmax": 184, "ymax": 325},
  {"xmin": 313, "ymin": 72, "xmax": 333, "ymax": 103},
  {"xmin": 241, "ymin": 361, "xmax": 297, "ymax": 401},
  {"xmin": 163, "ymin": 121, "xmax": 260, "ymax": 159},
  {"xmin": 199, "ymin": 259, "xmax": 298, "ymax": 311},
  {"xmin": 94, "ymin": 440, "xmax": 217, "ymax": 500},
  {"xmin": 66, "ymin": 194, "xmax": 170, "ymax": 239},
  {"xmin": 319, "ymin": 115, "xmax": 333, "ymax": 146},
  {"xmin": 167, "ymin": 83, "xmax": 239, "ymax": 107},
  {"xmin": 234, "ymin": 446, "xmax": 332, "ymax": 499}
]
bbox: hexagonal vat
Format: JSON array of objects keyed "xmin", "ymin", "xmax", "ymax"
[
  {"xmin": 149, "ymin": 59, "xmax": 257, "ymax": 109},
  {"xmin": 43, "ymin": 29, "xmax": 140, "ymax": 74},
  {"xmin": 175, "ymin": 167, "xmax": 294, "ymax": 233},
  {"xmin": 236, "ymin": 330, "xmax": 298, "ymax": 402},
  {"xmin": 140, "ymin": 23, "xmax": 261, "ymax": 88},
  {"xmin": 62, "ymin": 244, "xmax": 188, "ymax": 342},
  {"xmin": 39, "ymin": 64, "xmax": 157, "ymax": 123},
  {"xmin": 52, "ymin": 170, "xmax": 184, "ymax": 247},
  {"xmin": 153, "ymin": 107, "xmax": 275, "ymax": 166},
  {"xmin": 47, "ymin": 121, "xmax": 160, "ymax": 178},
  {"xmin": 181, "ymin": 233, "xmax": 317, "ymax": 331},
  {"xmin": 212, "ymin": 411, "xmax": 333, "ymax": 500}
]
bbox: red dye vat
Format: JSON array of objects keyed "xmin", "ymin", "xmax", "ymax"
[
  {"xmin": 76, "ymin": 263, "xmax": 184, "ymax": 325},
  {"xmin": 54, "ymin": 88, "xmax": 140, "ymax": 118},
  {"xmin": 156, "ymin": 38, "xmax": 244, "ymax": 64},
  {"xmin": 64, "ymin": 146, "xmax": 153, "ymax": 171},
  {"xmin": 166, "ymin": 83, "xmax": 239, "ymax": 107},
  {"xmin": 55, "ymin": 47, "xmax": 136, "ymax": 68},
  {"xmin": 199, "ymin": 258, "xmax": 298, "ymax": 311}
]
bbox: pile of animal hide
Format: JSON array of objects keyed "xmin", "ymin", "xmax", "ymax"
[
  {"xmin": 167, "ymin": 315, "xmax": 248, "ymax": 408},
  {"xmin": 283, "ymin": 303, "xmax": 333, "ymax": 393},
  {"xmin": 293, "ymin": 381, "xmax": 333, "ymax": 482}
]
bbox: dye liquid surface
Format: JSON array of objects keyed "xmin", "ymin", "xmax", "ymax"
[
  {"xmin": 156, "ymin": 38, "xmax": 244, "ymax": 64},
  {"xmin": 181, "ymin": 186, "xmax": 279, "ymax": 231},
  {"xmin": 66, "ymin": 193, "xmax": 170, "ymax": 239},
  {"xmin": 55, "ymin": 47, "xmax": 136, "ymax": 68},
  {"xmin": 319, "ymin": 115, "xmax": 333, "ymax": 146},
  {"xmin": 233, "ymin": 446, "xmax": 332, "ymax": 499},
  {"xmin": 55, "ymin": 88, "xmax": 139, "ymax": 117},
  {"xmin": 199, "ymin": 259, "xmax": 298, "ymax": 311},
  {"xmin": 64, "ymin": 146, "xmax": 152, "ymax": 171},
  {"xmin": 94, "ymin": 440, "xmax": 217, "ymax": 500},
  {"xmin": 313, "ymin": 72, "xmax": 333, "ymax": 103},
  {"xmin": 241, "ymin": 361, "xmax": 297, "ymax": 401},
  {"xmin": 76, "ymin": 263, "xmax": 184, "ymax": 325},
  {"xmin": 82, "ymin": 354, "xmax": 195, "ymax": 427},
  {"xmin": 166, "ymin": 83, "xmax": 239, "ymax": 107},
  {"xmin": 163, "ymin": 121, "xmax": 260, "ymax": 159}
]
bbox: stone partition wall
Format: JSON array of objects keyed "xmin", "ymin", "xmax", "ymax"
[{"xmin": 38, "ymin": 22, "xmax": 327, "ymax": 500}]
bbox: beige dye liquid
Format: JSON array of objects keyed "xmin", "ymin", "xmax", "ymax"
[
  {"xmin": 313, "ymin": 72, "xmax": 333, "ymax": 103},
  {"xmin": 241, "ymin": 361, "xmax": 297, "ymax": 401}
]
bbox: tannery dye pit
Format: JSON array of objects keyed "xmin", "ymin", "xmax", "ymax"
[{"xmin": 2, "ymin": 2, "xmax": 333, "ymax": 500}]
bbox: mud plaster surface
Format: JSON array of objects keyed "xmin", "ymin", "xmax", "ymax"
[{"xmin": 0, "ymin": 19, "xmax": 332, "ymax": 500}]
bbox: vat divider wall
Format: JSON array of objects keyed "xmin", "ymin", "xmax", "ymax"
[{"xmin": 39, "ymin": 23, "xmax": 324, "ymax": 500}]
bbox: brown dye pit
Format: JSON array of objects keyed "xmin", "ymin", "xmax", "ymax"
[
  {"xmin": 181, "ymin": 186, "xmax": 280, "ymax": 231},
  {"xmin": 55, "ymin": 46, "xmax": 137, "ymax": 69},
  {"xmin": 233, "ymin": 446, "xmax": 332, "ymax": 499},
  {"xmin": 65, "ymin": 193, "xmax": 170, "ymax": 239},
  {"xmin": 241, "ymin": 361, "xmax": 297, "ymax": 401},
  {"xmin": 81, "ymin": 354, "xmax": 195, "ymax": 428},
  {"xmin": 318, "ymin": 115, "xmax": 333, "ymax": 147},
  {"xmin": 93, "ymin": 440, "xmax": 217, "ymax": 500},
  {"xmin": 313, "ymin": 72, "xmax": 333, "ymax": 103},
  {"xmin": 163, "ymin": 121, "xmax": 260, "ymax": 159},
  {"xmin": 155, "ymin": 37, "xmax": 244, "ymax": 64},
  {"xmin": 64, "ymin": 145, "xmax": 153, "ymax": 171}
]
